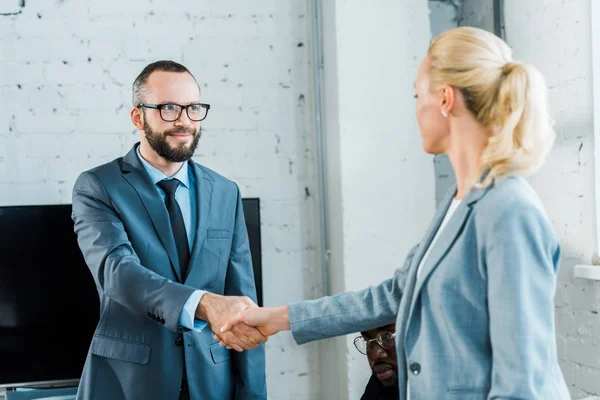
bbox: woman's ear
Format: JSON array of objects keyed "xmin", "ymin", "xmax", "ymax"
[{"xmin": 439, "ymin": 84, "xmax": 456, "ymax": 117}]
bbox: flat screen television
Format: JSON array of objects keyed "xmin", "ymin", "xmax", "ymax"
[{"xmin": 0, "ymin": 199, "xmax": 262, "ymax": 389}]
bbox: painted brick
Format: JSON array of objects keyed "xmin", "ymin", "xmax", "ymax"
[{"xmin": 1, "ymin": 2, "xmax": 320, "ymax": 399}]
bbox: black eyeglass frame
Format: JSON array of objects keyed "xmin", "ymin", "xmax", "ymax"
[
  {"xmin": 137, "ymin": 103, "xmax": 211, "ymax": 122},
  {"xmin": 353, "ymin": 331, "xmax": 396, "ymax": 355}
]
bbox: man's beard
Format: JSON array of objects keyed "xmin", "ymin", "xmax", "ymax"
[{"xmin": 143, "ymin": 119, "xmax": 201, "ymax": 163}]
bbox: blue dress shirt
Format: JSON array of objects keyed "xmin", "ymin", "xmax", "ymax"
[{"xmin": 137, "ymin": 147, "xmax": 206, "ymax": 331}]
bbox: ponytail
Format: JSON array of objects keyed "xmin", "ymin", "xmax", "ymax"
[
  {"xmin": 428, "ymin": 27, "xmax": 555, "ymax": 189},
  {"xmin": 477, "ymin": 62, "xmax": 554, "ymax": 188}
]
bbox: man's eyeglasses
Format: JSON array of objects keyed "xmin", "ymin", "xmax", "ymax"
[
  {"xmin": 138, "ymin": 103, "xmax": 211, "ymax": 122},
  {"xmin": 353, "ymin": 331, "xmax": 396, "ymax": 355}
]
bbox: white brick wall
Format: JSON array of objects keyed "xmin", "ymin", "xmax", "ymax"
[{"xmin": 0, "ymin": 1, "xmax": 321, "ymax": 398}]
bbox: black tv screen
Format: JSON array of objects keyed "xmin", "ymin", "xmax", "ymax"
[{"xmin": 0, "ymin": 199, "xmax": 262, "ymax": 388}]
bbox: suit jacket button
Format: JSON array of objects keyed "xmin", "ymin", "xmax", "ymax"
[
  {"xmin": 175, "ymin": 337, "xmax": 184, "ymax": 346},
  {"xmin": 410, "ymin": 362, "xmax": 421, "ymax": 375}
]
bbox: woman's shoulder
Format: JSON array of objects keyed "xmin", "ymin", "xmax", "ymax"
[
  {"xmin": 472, "ymin": 175, "xmax": 556, "ymax": 243},
  {"xmin": 475, "ymin": 175, "xmax": 546, "ymax": 218}
]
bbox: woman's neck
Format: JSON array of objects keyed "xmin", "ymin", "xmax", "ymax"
[{"xmin": 445, "ymin": 118, "xmax": 491, "ymax": 200}]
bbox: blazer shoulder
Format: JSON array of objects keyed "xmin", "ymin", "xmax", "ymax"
[
  {"xmin": 78, "ymin": 157, "xmax": 123, "ymax": 181},
  {"xmin": 73, "ymin": 157, "xmax": 123, "ymax": 190},
  {"xmin": 193, "ymin": 162, "xmax": 238, "ymax": 191},
  {"xmin": 473, "ymin": 176, "xmax": 558, "ymax": 245},
  {"xmin": 476, "ymin": 176, "xmax": 546, "ymax": 219}
]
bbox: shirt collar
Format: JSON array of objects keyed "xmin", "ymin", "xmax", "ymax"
[{"xmin": 136, "ymin": 145, "xmax": 190, "ymax": 189}]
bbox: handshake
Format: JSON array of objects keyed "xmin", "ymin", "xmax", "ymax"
[{"xmin": 196, "ymin": 293, "xmax": 290, "ymax": 351}]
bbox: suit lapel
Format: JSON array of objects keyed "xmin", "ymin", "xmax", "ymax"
[
  {"xmin": 409, "ymin": 185, "xmax": 457, "ymax": 274},
  {"xmin": 410, "ymin": 205, "xmax": 471, "ymax": 302},
  {"xmin": 185, "ymin": 162, "xmax": 213, "ymax": 283},
  {"xmin": 393, "ymin": 186, "xmax": 454, "ymax": 386},
  {"xmin": 395, "ymin": 239, "xmax": 423, "ymax": 399},
  {"xmin": 121, "ymin": 145, "xmax": 183, "ymax": 281},
  {"xmin": 394, "ymin": 187, "xmax": 456, "ymax": 399},
  {"xmin": 397, "ymin": 176, "xmax": 493, "ymax": 398},
  {"xmin": 405, "ymin": 181, "xmax": 493, "ymax": 327}
]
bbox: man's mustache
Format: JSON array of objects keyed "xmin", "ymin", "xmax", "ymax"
[
  {"xmin": 165, "ymin": 127, "xmax": 196, "ymax": 135},
  {"xmin": 372, "ymin": 361, "xmax": 396, "ymax": 373}
]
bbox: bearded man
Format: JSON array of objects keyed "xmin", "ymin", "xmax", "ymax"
[{"xmin": 71, "ymin": 60, "xmax": 266, "ymax": 400}]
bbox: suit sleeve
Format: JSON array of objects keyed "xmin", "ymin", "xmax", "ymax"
[
  {"xmin": 288, "ymin": 244, "xmax": 419, "ymax": 345},
  {"xmin": 72, "ymin": 171, "xmax": 196, "ymax": 333},
  {"xmin": 484, "ymin": 205, "xmax": 559, "ymax": 399},
  {"xmin": 223, "ymin": 184, "xmax": 267, "ymax": 400}
]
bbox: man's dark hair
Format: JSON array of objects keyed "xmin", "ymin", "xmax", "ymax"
[{"xmin": 132, "ymin": 60, "xmax": 199, "ymax": 105}]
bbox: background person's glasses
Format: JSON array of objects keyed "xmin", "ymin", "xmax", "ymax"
[
  {"xmin": 353, "ymin": 331, "xmax": 396, "ymax": 355},
  {"xmin": 138, "ymin": 103, "xmax": 211, "ymax": 122}
]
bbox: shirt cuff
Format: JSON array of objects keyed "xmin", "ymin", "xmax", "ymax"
[{"xmin": 179, "ymin": 290, "xmax": 208, "ymax": 331}]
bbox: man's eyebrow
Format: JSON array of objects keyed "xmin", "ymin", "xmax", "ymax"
[{"xmin": 156, "ymin": 100, "xmax": 201, "ymax": 105}]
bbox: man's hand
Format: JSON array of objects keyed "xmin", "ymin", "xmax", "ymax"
[
  {"xmin": 196, "ymin": 293, "xmax": 267, "ymax": 352},
  {"xmin": 216, "ymin": 306, "xmax": 291, "ymax": 348}
]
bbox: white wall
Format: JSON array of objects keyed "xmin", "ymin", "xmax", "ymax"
[
  {"xmin": 429, "ymin": 1, "xmax": 458, "ymax": 205},
  {"xmin": 319, "ymin": 1, "xmax": 434, "ymax": 398},
  {"xmin": 505, "ymin": 0, "xmax": 597, "ymax": 398},
  {"xmin": 0, "ymin": 1, "xmax": 322, "ymax": 399}
]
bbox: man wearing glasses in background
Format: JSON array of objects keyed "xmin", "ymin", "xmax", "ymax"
[
  {"xmin": 72, "ymin": 60, "xmax": 266, "ymax": 400},
  {"xmin": 355, "ymin": 324, "xmax": 399, "ymax": 400}
]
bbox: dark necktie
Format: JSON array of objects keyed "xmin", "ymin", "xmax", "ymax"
[{"xmin": 157, "ymin": 179, "xmax": 190, "ymax": 280}]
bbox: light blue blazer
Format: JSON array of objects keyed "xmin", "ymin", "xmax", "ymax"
[
  {"xmin": 72, "ymin": 144, "xmax": 266, "ymax": 400},
  {"xmin": 289, "ymin": 176, "xmax": 570, "ymax": 399}
]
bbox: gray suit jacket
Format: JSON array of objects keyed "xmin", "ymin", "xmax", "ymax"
[
  {"xmin": 72, "ymin": 144, "xmax": 266, "ymax": 400},
  {"xmin": 289, "ymin": 176, "xmax": 570, "ymax": 399}
]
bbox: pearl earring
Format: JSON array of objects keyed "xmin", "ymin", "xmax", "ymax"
[{"xmin": 441, "ymin": 109, "xmax": 448, "ymax": 118}]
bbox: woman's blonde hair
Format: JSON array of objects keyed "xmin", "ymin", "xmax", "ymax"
[{"xmin": 427, "ymin": 27, "xmax": 554, "ymax": 188}]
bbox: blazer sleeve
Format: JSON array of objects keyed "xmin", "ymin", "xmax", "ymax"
[
  {"xmin": 72, "ymin": 170, "xmax": 196, "ymax": 333},
  {"xmin": 223, "ymin": 184, "xmax": 267, "ymax": 400},
  {"xmin": 288, "ymin": 244, "xmax": 419, "ymax": 345},
  {"xmin": 484, "ymin": 204, "xmax": 560, "ymax": 399}
]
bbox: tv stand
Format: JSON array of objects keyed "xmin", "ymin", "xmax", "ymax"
[{"xmin": 2, "ymin": 385, "xmax": 77, "ymax": 400}]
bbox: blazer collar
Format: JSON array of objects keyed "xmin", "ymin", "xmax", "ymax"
[
  {"xmin": 121, "ymin": 143, "xmax": 183, "ymax": 281},
  {"xmin": 121, "ymin": 143, "xmax": 213, "ymax": 284},
  {"xmin": 404, "ymin": 172, "xmax": 495, "ymax": 333}
]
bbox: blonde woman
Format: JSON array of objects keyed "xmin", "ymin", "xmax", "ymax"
[{"xmin": 219, "ymin": 27, "xmax": 570, "ymax": 399}]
